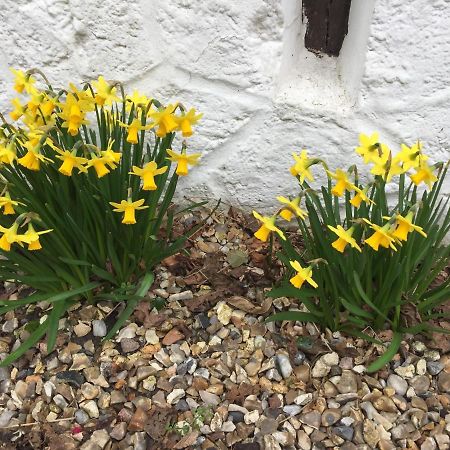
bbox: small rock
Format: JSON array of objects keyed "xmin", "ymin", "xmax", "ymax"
[
  {"xmin": 427, "ymin": 361, "xmax": 444, "ymax": 375},
  {"xmin": 92, "ymin": 320, "xmax": 107, "ymax": 337},
  {"xmin": 245, "ymin": 358, "xmax": 261, "ymax": 377},
  {"xmin": 228, "ymin": 411, "xmax": 245, "ymax": 423},
  {"xmin": 295, "ymin": 393, "xmax": 313, "ymax": 405},
  {"xmin": 110, "ymin": 422, "xmax": 127, "ymax": 440},
  {"xmin": 301, "ymin": 411, "xmax": 321, "ymax": 428},
  {"xmin": 199, "ymin": 390, "xmax": 220, "ymax": 406},
  {"xmin": 75, "ymin": 409, "xmax": 90, "ymax": 425},
  {"xmin": 0, "ymin": 410, "xmax": 14, "ymax": 427},
  {"xmin": 221, "ymin": 421, "xmax": 236, "ymax": 432},
  {"xmin": 120, "ymin": 338, "xmax": 140, "ymax": 353},
  {"xmin": 387, "ymin": 374, "xmax": 408, "ymax": 396},
  {"xmin": 70, "ymin": 354, "xmax": 91, "ymax": 371},
  {"xmin": 116, "ymin": 325, "xmax": 136, "ymax": 341},
  {"xmin": 321, "ymin": 409, "xmax": 341, "ymax": 426},
  {"xmin": 90, "ymin": 430, "xmax": 110, "ymax": 449},
  {"xmin": 416, "ymin": 359, "xmax": 427, "ymax": 375},
  {"xmin": 336, "ymin": 370, "xmax": 358, "ymax": 394},
  {"xmin": 373, "ymin": 395, "xmax": 398, "ymax": 413},
  {"xmin": 438, "ymin": 372, "xmax": 450, "ymax": 393},
  {"xmin": 435, "ymin": 434, "xmax": 450, "ymax": 450},
  {"xmin": 217, "ymin": 302, "xmax": 233, "ymax": 325},
  {"xmin": 2, "ymin": 318, "xmax": 18, "ymax": 333},
  {"xmin": 110, "ymin": 390, "xmax": 126, "ymax": 404},
  {"xmin": 410, "ymin": 375, "xmax": 430, "ymax": 395},
  {"xmin": 74, "ymin": 322, "xmax": 91, "ymax": 337},
  {"xmin": 162, "ymin": 328, "xmax": 185, "ymax": 345},
  {"xmin": 333, "ymin": 426, "xmax": 354, "ymax": 441},
  {"xmin": 81, "ymin": 400, "xmax": 99, "ymax": 418},
  {"xmin": 168, "ymin": 290, "xmax": 193, "ymax": 301},
  {"xmin": 145, "ymin": 329, "xmax": 159, "ymax": 345},
  {"xmin": 275, "ymin": 354, "xmax": 293, "ymax": 379},
  {"xmin": 81, "ymin": 383, "xmax": 100, "ymax": 400},
  {"xmin": 311, "ymin": 352, "xmax": 339, "ymax": 378},
  {"xmin": 244, "ymin": 410, "xmax": 259, "ymax": 424},
  {"xmin": 394, "ymin": 364, "xmax": 415, "ymax": 378},
  {"xmin": 56, "ymin": 370, "xmax": 85, "ymax": 388},
  {"xmin": 260, "ymin": 417, "xmax": 278, "ymax": 435},
  {"xmin": 53, "ymin": 394, "xmax": 68, "ymax": 409},
  {"xmin": 283, "ymin": 405, "xmax": 302, "ymax": 416},
  {"xmin": 210, "ymin": 412, "xmax": 223, "ymax": 432},
  {"xmin": 128, "ymin": 407, "xmax": 148, "ymax": 432},
  {"xmin": 167, "ymin": 389, "xmax": 185, "ymax": 405},
  {"xmin": 421, "ymin": 437, "xmax": 437, "ymax": 450}
]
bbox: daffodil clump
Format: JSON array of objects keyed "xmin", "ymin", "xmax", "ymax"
[
  {"xmin": 257, "ymin": 133, "xmax": 450, "ymax": 371},
  {"xmin": 0, "ymin": 68, "xmax": 205, "ymax": 364}
]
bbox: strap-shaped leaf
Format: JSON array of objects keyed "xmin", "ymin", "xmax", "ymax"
[{"xmin": 366, "ymin": 332, "xmax": 402, "ymax": 373}]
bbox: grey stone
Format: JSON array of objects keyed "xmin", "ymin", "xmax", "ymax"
[
  {"xmin": 92, "ymin": 320, "xmax": 107, "ymax": 337},
  {"xmin": 387, "ymin": 374, "xmax": 408, "ymax": 396},
  {"xmin": 275, "ymin": 354, "xmax": 293, "ymax": 379}
]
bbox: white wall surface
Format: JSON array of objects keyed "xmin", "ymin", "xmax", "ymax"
[{"xmin": 0, "ymin": 0, "xmax": 449, "ymax": 208}]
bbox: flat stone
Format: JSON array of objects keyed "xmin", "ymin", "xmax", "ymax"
[
  {"xmin": 70, "ymin": 353, "xmax": 91, "ymax": 371},
  {"xmin": 199, "ymin": 390, "xmax": 220, "ymax": 406},
  {"xmin": 260, "ymin": 417, "xmax": 278, "ymax": 435},
  {"xmin": 56, "ymin": 370, "xmax": 85, "ymax": 388},
  {"xmin": 92, "ymin": 320, "xmax": 107, "ymax": 337},
  {"xmin": 394, "ymin": 364, "xmax": 415, "ymax": 379},
  {"xmin": 373, "ymin": 395, "xmax": 398, "ymax": 413},
  {"xmin": 387, "ymin": 374, "xmax": 408, "ymax": 396},
  {"xmin": 275, "ymin": 354, "xmax": 293, "ymax": 379},
  {"xmin": 301, "ymin": 411, "xmax": 321, "ymax": 428},
  {"xmin": 53, "ymin": 394, "xmax": 68, "ymax": 409},
  {"xmin": 217, "ymin": 302, "xmax": 233, "ymax": 325},
  {"xmin": 427, "ymin": 361, "xmax": 444, "ymax": 375},
  {"xmin": 145, "ymin": 329, "xmax": 160, "ymax": 345},
  {"xmin": 162, "ymin": 328, "xmax": 185, "ymax": 345},
  {"xmin": 128, "ymin": 407, "xmax": 148, "ymax": 432},
  {"xmin": 333, "ymin": 426, "xmax": 354, "ymax": 441},
  {"xmin": 75, "ymin": 409, "xmax": 90, "ymax": 425},
  {"xmin": 81, "ymin": 383, "xmax": 100, "ymax": 400},
  {"xmin": 283, "ymin": 405, "xmax": 302, "ymax": 416},
  {"xmin": 410, "ymin": 375, "xmax": 430, "ymax": 395},
  {"xmin": 321, "ymin": 408, "xmax": 341, "ymax": 426},
  {"xmin": 167, "ymin": 388, "xmax": 185, "ymax": 404},
  {"xmin": 74, "ymin": 322, "xmax": 91, "ymax": 337},
  {"xmin": 311, "ymin": 352, "xmax": 339, "ymax": 378},
  {"xmin": 120, "ymin": 338, "xmax": 140, "ymax": 353},
  {"xmin": 110, "ymin": 422, "xmax": 127, "ymax": 440},
  {"xmin": 438, "ymin": 372, "xmax": 450, "ymax": 393},
  {"xmin": 421, "ymin": 437, "xmax": 437, "ymax": 450},
  {"xmin": 110, "ymin": 390, "xmax": 126, "ymax": 404},
  {"xmin": 244, "ymin": 410, "xmax": 259, "ymax": 424},
  {"xmin": 90, "ymin": 430, "xmax": 110, "ymax": 449},
  {"xmin": 81, "ymin": 400, "xmax": 99, "ymax": 418},
  {"xmin": 336, "ymin": 370, "xmax": 358, "ymax": 394}
]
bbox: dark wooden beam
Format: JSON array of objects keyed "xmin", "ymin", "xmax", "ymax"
[{"xmin": 303, "ymin": 0, "xmax": 352, "ymax": 57}]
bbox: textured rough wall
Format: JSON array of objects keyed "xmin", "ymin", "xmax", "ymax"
[{"xmin": 0, "ymin": 0, "xmax": 449, "ymax": 208}]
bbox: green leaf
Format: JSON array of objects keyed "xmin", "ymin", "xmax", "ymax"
[{"xmin": 366, "ymin": 332, "xmax": 402, "ymax": 373}]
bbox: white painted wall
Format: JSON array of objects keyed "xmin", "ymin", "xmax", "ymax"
[{"xmin": 0, "ymin": 0, "xmax": 449, "ymax": 208}]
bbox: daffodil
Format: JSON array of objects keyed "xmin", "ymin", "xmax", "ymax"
[
  {"xmin": 52, "ymin": 146, "xmax": 88, "ymax": 176},
  {"xmin": 370, "ymin": 148, "xmax": 404, "ymax": 181},
  {"xmin": 363, "ymin": 219, "xmax": 397, "ymax": 251},
  {"xmin": 0, "ymin": 142, "xmax": 17, "ymax": 165},
  {"xmin": 109, "ymin": 199, "xmax": 149, "ymax": 225},
  {"xmin": 175, "ymin": 108, "xmax": 203, "ymax": 137},
  {"xmin": 391, "ymin": 211, "xmax": 427, "ymax": 241},
  {"xmin": 410, "ymin": 158, "xmax": 438, "ymax": 189},
  {"xmin": 0, "ymin": 222, "xmax": 30, "ymax": 252},
  {"xmin": 91, "ymin": 76, "xmax": 120, "ymax": 106},
  {"xmin": 148, "ymin": 104, "xmax": 178, "ymax": 137},
  {"xmin": 24, "ymin": 223, "xmax": 53, "ymax": 251},
  {"xmin": 350, "ymin": 186, "xmax": 374, "ymax": 208},
  {"xmin": 289, "ymin": 260, "xmax": 318, "ymax": 289},
  {"xmin": 326, "ymin": 169, "xmax": 356, "ymax": 197},
  {"xmin": 119, "ymin": 118, "xmax": 152, "ymax": 144},
  {"xmin": 126, "ymin": 90, "xmax": 150, "ymax": 111},
  {"xmin": 59, "ymin": 93, "xmax": 89, "ymax": 136},
  {"xmin": 328, "ymin": 225, "xmax": 361, "ymax": 253},
  {"xmin": 290, "ymin": 150, "xmax": 314, "ymax": 183},
  {"xmin": 18, "ymin": 142, "xmax": 52, "ymax": 171},
  {"xmin": 101, "ymin": 140, "xmax": 121, "ymax": 168},
  {"xmin": 277, "ymin": 196, "xmax": 307, "ymax": 221},
  {"xmin": 252, "ymin": 211, "xmax": 286, "ymax": 242},
  {"xmin": 0, "ymin": 193, "xmax": 24, "ymax": 215},
  {"xmin": 86, "ymin": 141, "xmax": 121, "ymax": 177},
  {"xmin": 10, "ymin": 68, "xmax": 35, "ymax": 94},
  {"xmin": 129, "ymin": 162, "xmax": 168, "ymax": 190},
  {"xmin": 356, "ymin": 132, "xmax": 387, "ymax": 164},
  {"xmin": 394, "ymin": 142, "xmax": 426, "ymax": 172},
  {"xmin": 9, "ymin": 98, "xmax": 27, "ymax": 121},
  {"xmin": 166, "ymin": 149, "xmax": 201, "ymax": 176}
]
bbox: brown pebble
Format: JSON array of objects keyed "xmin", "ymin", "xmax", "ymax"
[
  {"xmin": 128, "ymin": 407, "xmax": 148, "ymax": 431},
  {"xmin": 162, "ymin": 328, "xmax": 185, "ymax": 345}
]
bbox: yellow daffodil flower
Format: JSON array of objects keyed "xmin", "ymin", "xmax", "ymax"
[
  {"xmin": 0, "ymin": 222, "xmax": 31, "ymax": 252},
  {"xmin": 289, "ymin": 260, "xmax": 318, "ymax": 289},
  {"xmin": 252, "ymin": 211, "xmax": 286, "ymax": 242},
  {"xmin": 59, "ymin": 93, "xmax": 89, "ymax": 136},
  {"xmin": 10, "ymin": 68, "xmax": 35, "ymax": 94},
  {"xmin": 410, "ymin": 158, "xmax": 438, "ymax": 189},
  {"xmin": 91, "ymin": 76, "xmax": 120, "ymax": 106},
  {"xmin": 175, "ymin": 108, "xmax": 203, "ymax": 137},
  {"xmin": 166, "ymin": 149, "xmax": 201, "ymax": 176},
  {"xmin": 290, "ymin": 150, "xmax": 314, "ymax": 183},
  {"xmin": 109, "ymin": 199, "xmax": 149, "ymax": 225},
  {"xmin": 326, "ymin": 169, "xmax": 356, "ymax": 197},
  {"xmin": 277, "ymin": 196, "xmax": 307, "ymax": 221},
  {"xmin": 363, "ymin": 219, "xmax": 397, "ymax": 251},
  {"xmin": 53, "ymin": 147, "xmax": 88, "ymax": 176},
  {"xmin": 0, "ymin": 193, "xmax": 24, "ymax": 215},
  {"xmin": 24, "ymin": 223, "xmax": 53, "ymax": 251},
  {"xmin": 356, "ymin": 132, "xmax": 388, "ymax": 164},
  {"xmin": 86, "ymin": 141, "xmax": 121, "ymax": 177},
  {"xmin": 394, "ymin": 142, "xmax": 426, "ymax": 172},
  {"xmin": 148, "ymin": 104, "xmax": 178, "ymax": 137},
  {"xmin": 350, "ymin": 186, "xmax": 374, "ymax": 208},
  {"xmin": 129, "ymin": 162, "xmax": 168, "ymax": 190},
  {"xmin": 391, "ymin": 211, "xmax": 427, "ymax": 241},
  {"xmin": 9, "ymin": 98, "xmax": 27, "ymax": 121},
  {"xmin": 328, "ymin": 225, "xmax": 361, "ymax": 253},
  {"xmin": 126, "ymin": 90, "xmax": 150, "ymax": 111},
  {"xmin": 18, "ymin": 142, "xmax": 52, "ymax": 171},
  {"xmin": 370, "ymin": 149, "xmax": 404, "ymax": 181},
  {"xmin": 119, "ymin": 118, "xmax": 152, "ymax": 144},
  {"xmin": 0, "ymin": 142, "xmax": 17, "ymax": 165}
]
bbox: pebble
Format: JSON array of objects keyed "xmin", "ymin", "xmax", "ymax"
[
  {"xmin": 145, "ymin": 329, "xmax": 159, "ymax": 345},
  {"xmin": 333, "ymin": 425, "xmax": 354, "ymax": 441},
  {"xmin": 336, "ymin": 370, "xmax": 358, "ymax": 393},
  {"xmin": 438, "ymin": 372, "xmax": 450, "ymax": 393},
  {"xmin": 275, "ymin": 354, "xmax": 293, "ymax": 379},
  {"xmin": 244, "ymin": 410, "xmax": 259, "ymax": 424},
  {"xmin": 387, "ymin": 374, "xmax": 408, "ymax": 396},
  {"xmin": 167, "ymin": 389, "xmax": 185, "ymax": 404},
  {"xmin": 92, "ymin": 320, "xmax": 107, "ymax": 337},
  {"xmin": 410, "ymin": 375, "xmax": 430, "ymax": 394},
  {"xmin": 70, "ymin": 353, "xmax": 91, "ymax": 371},
  {"xmin": 217, "ymin": 302, "xmax": 233, "ymax": 325},
  {"xmin": 120, "ymin": 338, "xmax": 140, "ymax": 353},
  {"xmin": 421, "ymin": 437, "xmax": 437, "ymax": 450},
  {"xmin": 394, "ymin": 364, "xmax": 415, "ymax": 378},
  {"xmin": 162, "ymin": 328, "xmax": 185, "ymax": 345},
  {"xmin": 81, "ymin": 382, "xmax": 100, "ymax": 400},
  {"xmin": 74, "ymin": 322, "xmax": 91, "ymax": 337},
  {"xmin": 321, "ymin": 408, "xmax": 341, "ymax": 426},
  {"xmin": 81, "ymin": 400, "xmax": 99, "ymax": 418},
  {"xmin": 283, "ymin": 404, "xmax": 302, "ymax": 416},
  {"xmin": 427, "ymin": 361, "xmax": 444, "ymax": 375},
  {"xmin": 311, "ymin": 352, "xmax": 339, "ymax": 378},
  {"xmin": 199, "ymin": 390, "xmax": 220, "ymax": 406},
  {"xmin": 75, "ymin": 409, "xmax": 90, "ymax": 425}
]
